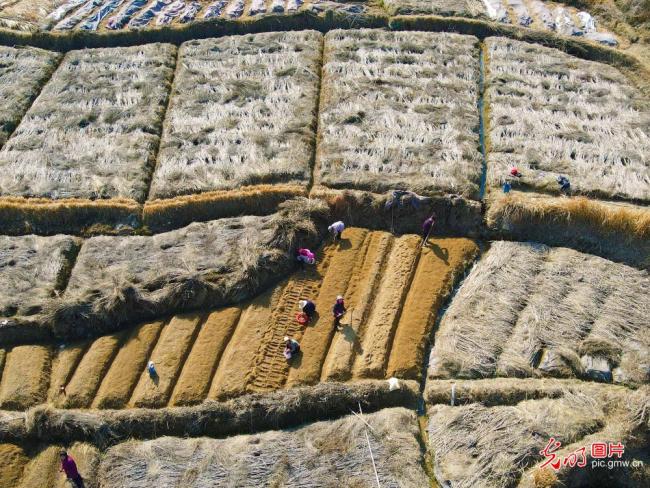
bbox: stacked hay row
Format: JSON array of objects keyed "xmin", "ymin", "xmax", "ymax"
[
  {"xmin": 0, "ymin": 443, "xmax": 28, "ymax": 488},
  {"xmin": 485, "ymin": 37, "xmax": 650, "ymax": 202},
  {"xmin": 0, "ymin": 43, "xmax": 176, "ymax": 202},
  {"xmin": 61, "ymin": 332, "xmax": 126, "ymax": 408},
  {"xmin": 128, "ymin": 314, "xmax": 202, "ymax": 408},
  {"xmin": 92, "ymin": 320, "xmax": 164, "ymax": 409},
  {"xmin": 149, "ymin": 31, "xmax": 321, "ymax": 200},
  {"xmin": 49, "ymin": 199, "xmax": 328, "ymax": 340},
  {"xmin": 47, "ymin": 341, "xmax": 88, "ymax": 404},
  {"xmin": 97, "ymin": 407, "xmax": 429, "ymax": 487},
  {"xmin": 486, "ymin": 192, "xmax": 650, "ymax": 269},
  {"xmin": 429, "ymin": 241, "xmax": 650, "ymax": 384},
  {"xmin": 0, "ymin": 346, "xmax": 51, "ymax": 410},
  {"xmin": 0, "ymin": 234, "xmax": 80, "ymax": 324},
  {"xmin": 0, "ymin": 0, "xmax": 61, "ymax": 31},
  {"xmin": 316, "ymin": 29, "xmax": 482, "ymax": 198},
  {"xmin": 0, "ymin": 46, "xmax": 60, "ymax": 148}
]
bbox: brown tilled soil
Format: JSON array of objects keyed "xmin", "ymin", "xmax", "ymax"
[{"xmin": 0, "ymin": 228, "xmax": 478, "ymax": 410}]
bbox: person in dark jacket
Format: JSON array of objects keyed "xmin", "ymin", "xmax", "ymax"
[
  {"xmin": 60, "ymin": 451, "xmax": 84, "ymax": 488},
  {"xmin": 299, "ymin": 299, "xmax": 316, "ymax": 320},
  {"xmin": 421, "ymin": 213, "xmax": 436, "ymax": 245},
  {"xmin": 557, "ymin": 175, "xmax": 571, "ymax": 194},
  {"xmin": 333, "ymin": 295, "xmax": 347, "ymax": 331}
]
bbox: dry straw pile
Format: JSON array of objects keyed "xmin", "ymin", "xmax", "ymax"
[
  {"xmin": 486, "ymin": 37, "xmax": 650, "ymax": 202},
  {"xmin": 0, "ymin": 43, "xmax": 176, "ymax": 202},
  {"xmin": 429, "ymin": 241, "xmax": 649, "ymax": 384},
  {"xmin": 98, "ymin": 407, "xmax": 428, "ymax": 487},
  {"xmin": 150, "ymin": 31, "xmax": 321, "ymax": 199},
  {"xmin": 0, "ymin": 45, "xmax": 60, "ymax": 148},
  {"xmin": 0, "ymin": 0, "xmax": 59, "ymax": 31},
  {"xmin": 50, "ymin": 198, "xmax": 328, "ymax": 338},
  {"xmin": 0, "ymin": 234, "xmax": 80, "ymax": 319},
  {"xmin": 317, "ymin": 29, "xmax": 482, "ymax": 198}
]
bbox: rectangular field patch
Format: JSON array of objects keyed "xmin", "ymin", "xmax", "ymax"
[
  {"xmin": 485, "ymin": 37, "xmax": 650, "ymax": 202},
  {"xmin": 149, "ymin": 31, "xmax": 322, "ymax": 200},
  {"xmin": 0, "ymin": 345, "xmax": 51, "ymax": 410},
  {"xmin": 0, "ymin": 46, "xmax": 60, "ymax": 148},
  {"xmin": 0, "ymin": 43, "xmax": 176, "ymax": 202},
  {"xmin": 429, "ymin": 241, "xmax": 650, "ymax": 384},
  {"xmin": 317, "ymin": 29, "xmax": 482, "ymax": 198}
]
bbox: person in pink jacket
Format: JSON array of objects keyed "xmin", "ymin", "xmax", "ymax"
[{"xmin": 60, "ymin": 450, "xmax": 84, "ymax": 488}]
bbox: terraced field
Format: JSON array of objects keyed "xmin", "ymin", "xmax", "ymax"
[{"xmin": 0, "ymin": 228, "xmax": 478, "ymax": 409}]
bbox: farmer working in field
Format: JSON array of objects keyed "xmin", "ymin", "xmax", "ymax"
[
  {"xmin": 299, "ymin": 299, "xmax": 316, "ymax": 321},
  {"xmin": 296, "ymin": 248, "xmax": 315, "ymax": 267},
  {"xmin": 421, "ymin": 213, "xmax": 436, "ymax": 245},
  {"xmin": 284, "ymin": 336, "xmax": 300, "ymax": 360},
  {"xmin": 503, "ymin": 181, "xmax": 512, "ymax": 194},
  {"xmin": 333, "ymin": 295, "xmax": 347, "ymax": 331},
  {"xmin": 59, "ymin": 450, "xmax": 84, "ymax": 488},
  {"xmin": 328, "ymin": 221, "xmax": 345, "ymax": 241},
  {"xmin": 557, "ymin": 175, "xmax": 571, "ymax": 194}
]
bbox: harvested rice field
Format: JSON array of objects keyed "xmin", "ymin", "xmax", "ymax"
[
  {"xmin": 429, "ymin": 240, "xmax": 650, "ymax": 385},
  {"xmin": 0, "ymin": 43, "xmax": 176, "ymax": 202},
  {"xmin": 0, "ymin": 234, "xmax": 80, "ymax": 321},
  {"xmin": 317, "ymin": 29, "xmax": 483, "ymax": 198},
  {"xmin": 485, "ymin": 37, "xmax": 650, "ymax": 202},
  {"xmin": 0, "ymin": 227, "xmax": 477, "ymax": 409},
  {"xmin": 425, "ymin": 379, "xmax": 649, "ymax": 487},
  {"xmin": 99, "ymin": 407, "xmax": 428, "ymax": 487},
  {"xmin": 0, "ymin": 46, "xmax": 60, "ymax": 149},
  {"xmin": 149, "ymin": 31, "xmax": 321, "ymax": 199}
]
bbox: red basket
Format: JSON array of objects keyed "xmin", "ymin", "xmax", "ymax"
[{"xmin": 296, "ymin": 312, "xmax": 309, "ymax": 325}]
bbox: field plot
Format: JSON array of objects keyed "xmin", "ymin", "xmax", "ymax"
[
  {"xmin": 426, "ymin": 381, "xmax": 648, "ymax": 487},
  {"xmin": 0, "ymin": 234, "xmax": 79, "ymax": 321},
  {"xmin": 0, "ymin": 43, "xmax": 176, "ymax": 202},
  {"xmin": 0, "ymin": 346, "xmax": 51, "ymax": 410},
  {"xmin": 0, "ymin": 46, "xmax": 60, "ymax": 149},
  {"xmin": 0, "ymin": 0, "xmax": 61, "ymax": 31},
  {"xmin": 0, "ymin": 442, "xmax": 99, "ymax": 488},
  {"xmin": 49, "ymin": 199, "xmax": 327, "ymax": 339},
  {"xmin": 485, "ymin": 37, "xmax": 650, "ymax": 202},
  {"xmin": 99, "ymin": 407, "xmax": 428, "ymax": 487},
  {"xmin": 149, "ymin": 31, "xmax": 321, "ymax": 200},
  {"xmin": 383, "ymin": 0, "xmax": 486, "ymax": 17},
  {"xmin": 429, "ymin": 241, "xmax": 650, "ymax": 384},
  {"xmin": 0, "ymin": 228, "xmax": 476, "ymax": 410},
  {"xmin": 317, "ymin": 30, "xmax": 482, "ymax": 198}
]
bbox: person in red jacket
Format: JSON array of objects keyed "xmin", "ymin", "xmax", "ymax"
[{"xmin": 60, "ymin": 450, "xmax": 84, "ymax": 488}]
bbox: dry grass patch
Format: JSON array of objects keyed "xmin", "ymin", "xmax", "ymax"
[
  {"xmin": 0, "ymin": 43, "xmax": 176, "ymax": 202},
  {"xmin": 383, "ymin": 0, "xmax": 486, "ymax": 17},
  {"xmin": 0, "ymin": 0, "xmax": 61, "ymax": 31},
  {"xmin": 0, "ymin": 345, "xmax": 52, "ymax": 410},
  {"xmin": 429, "ymin": 241, "xmax": 650, "ymax": 384},
  {"xmin": 0, "ymin": 234, "xmax": 80, "ymax": 320},
  {"xmin": 485, "ymin": 37, "xmax": 650, "ymax": 202},
  {"xmin": 149, "ymin": 31, "xmax": 321, "ymax": 199},
  {"xmin": 52, "ymin": 198, "xmax": 329, "ymax": 339},
  {"xmin": 0, "ymin": 45, "xmax": 60, "ymax": 148},
  {"xmin": 317, "ymin": 29, "xmax": 482, "ymax": 198},
  {"xmin": 15, "ymin": 445, "xmax": 60, "ymax": 488},
  {"xmin": 98, "ymin": 407, "xmax": 428, "ymax": 487},
  {"xmin": 92, "ymin": 320, "xmax": 164, "ymax": 409}
]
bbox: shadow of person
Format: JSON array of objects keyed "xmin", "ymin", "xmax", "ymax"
[
  {"xmin": 340, "ymin": 324, "xmax": 363, "ymax": 354},
  {"xmin": 427, "ymin": 242, "xmax": 449, "ymax": 265},
  {"xmin": 336, "ymin": 237, "xmax": 352, "ymax": 250}
]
